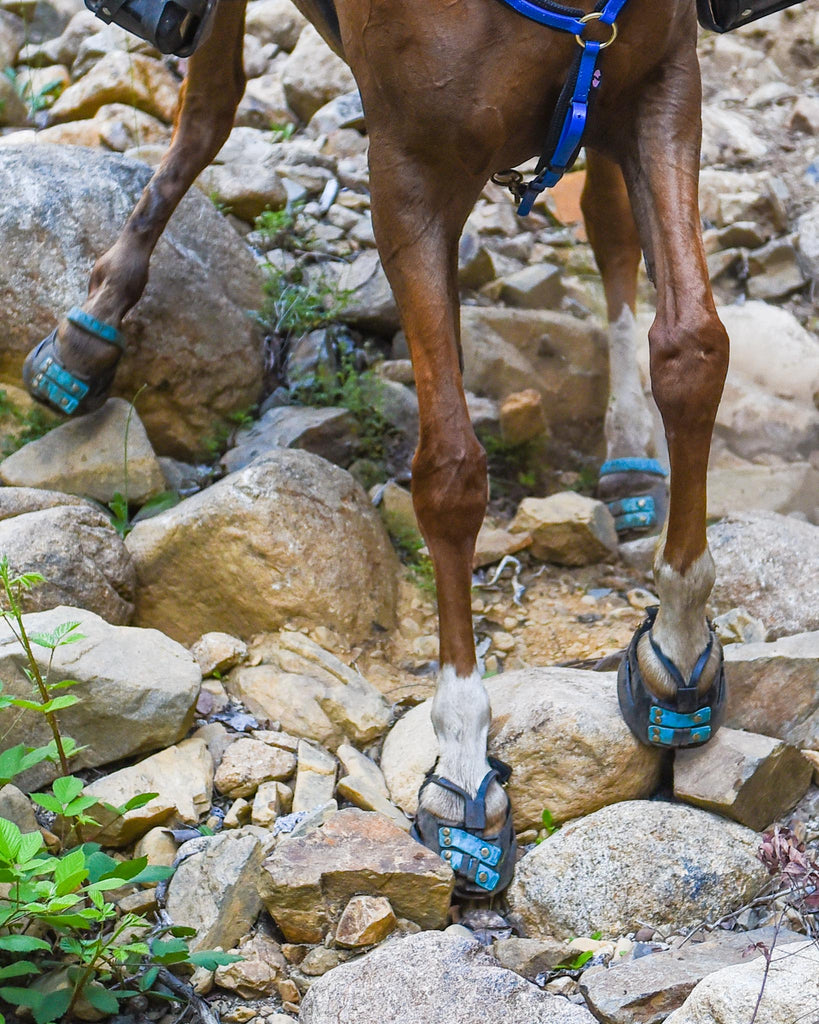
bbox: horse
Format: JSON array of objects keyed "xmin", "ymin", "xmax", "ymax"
[{"xmin": 22, "ymin": 0, "xmax": 732, "ymax": 896}]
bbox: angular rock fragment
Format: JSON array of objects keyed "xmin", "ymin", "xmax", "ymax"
[
  {"xmin": 214, "ymin": 933, "xmax": 287, "ymax": 998},
  {"xmin": 492, "ymin": 936, "xmax": 568, "ymax": 981},
  {"xmin": 190, "ymin": 632, "xmax": 248, "ymax": 678},
  {"xmin": 334, "ymin": 895, "xmax": 397, "ymax": 947},
  {"xmin": 258, "ymin": 808, "xmax": 453, "ymax": 942},
  {"xmin": 510, "ymin": 492, "xmax": 618, "ymax": 566},
  {"xmin": 214, "ymin": 737, "xmax": 297, "ymax": 800},
  {"xmin": 292, "ymin": 740, "xmax": 337, "ymax": 812}
]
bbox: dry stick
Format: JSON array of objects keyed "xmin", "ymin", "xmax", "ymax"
[
  {"xmin": 156, "ymin": 969, "xmax": 221, "ymax": 1024},
  {"xmin": 748, "ymin": 912, "xmax": 783, "ymax": 1024}
]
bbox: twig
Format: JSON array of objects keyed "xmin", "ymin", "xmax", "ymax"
[{"xmin": 157, "ymin": 968, "xmax": 220, "ymax": 1024}]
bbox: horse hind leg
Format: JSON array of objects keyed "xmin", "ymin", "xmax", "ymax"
[
  {"xmin": 23, "ymin": 0, "xmax": 248, "ymax": 414},
  {"xmin": 582, "ymin": 148, "xmax": 667, "ymax": 539}
]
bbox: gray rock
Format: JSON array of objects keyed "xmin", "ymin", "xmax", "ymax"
[
  {"xmin": 708, "ymin": 513, "xmax": 819, "ymax": 639},
  {"xmin": 214, "ymin": 737, "xmax": 297, "ymax": 799},
  {"xmin": 509, "ymin": 492, "xmax": 618, "ymax": 566},
  {"xmin": 796, "ymin": 204, "xmax": 819, "ymax": 282},
  {"xmin": 166, "ymin": 830, "xmax": 265, "ymax": 951},
  {"xmin": 663, "ymin": 941, "xmax": 819, "ymax": 1024},
  {"xmin": 0, "ymin": 605, "xmax": 200, "ymax": 789},
  {"xmin": 0, "ymin": 9, "xmax": 24, "ymax": 68},
  {"xmin": 336, "ymin": 250, "xmax": 400, "ymax": 335},
  {"xmin": 189, "ymin": 631, "xmax": 247, "ymax": 677},
  {"xmin": 380, "ymin": 668, "xmax": 661, "ymax": 829},
  {"xmin": 493, "ymin": 936, "xmax": 569, "ymax": 981},
  {"xmin": 580, "ymin": 927, "xmax": 806, "ymax": 1024},
  {"xmin": 244, "ymin": 0, "xmax": 307, "ymax": 50},
  {"xmin": 746, "ymin": 237, "xmax": 807, "ymax": 300},
  {"xmin": 291, "ymin": 739, "xmax": 336, "ymax": 812},
  {"xmin": 506, "ymin": 801, "xmax": 768, "ymax": 940},
  {"xmin": 125, "ymin": 450, "xmax": 398, "ymax": 646},
  {"xmin": 300, "ymin": 931, "xmax": 597, "ymax": 1024},
  {"xmin": 0, "ymin": 783, "xmax": 38, "ymax": 832},
  {"xmin": 0, "ymin": 503, "xmax": 135, "ymax": 623},
  {"xmin": 221, "ymin": 406, "xmax": 357, "ymax": 473},
  {"xmin": 706, "ymin": 458, "xmax": 819, "ymax": 525},
  {"xmin": 674, "ymin": 727, "xmax": 813, "ymax": 831},
  {"xmin": 0, "ymin": 398, "xmax": 164, "ymax": 503},
  {"xmin": 281, "ymin": 24, "xmax": 356, "ymax": 122},
  {"xmin": 0, "ymin": 486, "xmax": 88, "ymax": 520},
  {"xmin": 723, "ymin": 631, "xmax": 819, "ymax": 747},
  {"xmin": 498, "ymin": 263, "xmax": 564, "ymax": 309},
  {"xmin": 0, "ymin": 146, "xmax": 263, "ymax": 460}
]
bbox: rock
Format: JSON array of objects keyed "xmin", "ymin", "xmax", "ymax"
[
  {"xmin": 373, "ymin": 481, "xmax": 421, "ymax": 547},
  {"xmin": 17, "ymin": 7, "xmax": 96, "ymax": 66},
  {"xmin": 509, "ymin": 492, "xmax": 618, "ymax": 566},
  {"xmin": 214, "ymin": 738, "xmax": 297, "ymax": 799},
  {"xmin": 47, "ymin": 51, "xmax": 178, "ymax": 123},
  {"xmin": 723, "ymin": 632, "xmax": 819, "ymax": 747},
  {"xmin": 258, "ymin": 808, "xmax": 453, "ymax": 942},
  {"xmin": 81, "ymin": 736, "xmax": 213, "ymax": 846},
  {"xmin": 380, "ymin": 668, "xmax": 661, "ymax": 829},
  {"xmin": 492, "ymin": 936, "xmax": 568, "ymax": 980},
  {"xmin": 292, "ymin": 740, "xmax": 336, "ymax": 812},
  {"xmin": 500, "ymin": 389, "xmax": 547, "ymax": 445},
  {"xmin": 0, "ymin": 606, "xmax": 200, "ymax": 790},
  {"xmin": 307, "ymin": 90, "xmax": 366, "ymax": 136},
  {"xmin": 708, "ymin": 513, "xmax": 819, "ymax": 638},
  {"xmin": 126, "ymin": 451, "xmax": 398, "ymax": 645},
  {"xmin": 0, "ymin": 74, "xmax": 27, "ymax": 127},
  {"xmin": 0, "ymin": 783, "xmax": 38, "ymax": 832},
  {"xmin": 197, "ymin": 134, "xmax": 288, "ymax": 222},
  {"xmin": 26, "ymin": 102, "xmax": 171, "ymax": 152},
  {"xmin": 281, "ymin": 25, "xmax": 356, "ymax": 122},
  {"xmin": 712, "ymin": 607, "xmax": 768, "ymax": 645},
  {"xmin": 336, "ymin": 743, "xmax": 389, "ymax": 795},
  {"xmin": 746, "ymin": 237, "xmax": 807, "ymax": 300},
  {"xmin": 700, "ymin": 107, "xmax": 768, "ymax": 164},
  {"xmin": 336, "ymin": 250, "xmax": 400, "ymax": 335},
  {"xmin": 335, "ymin": 895, "xmax": 397, "ymax": 947},
  {"xmin": 0, "ymin": 146, "xmax": 264, "ymax": 460},
  {"xmin": 789, "ymin": 95, "xmax": 819, "ymax": 134},
  {"xmin": 336, "ymin": 774, "xmax": 411, "ymax": 831},
  {"xmin": 473, "ymin": 523, "xmax": 532, "ymax": 569},
  {"xmin": 133, "ymin": 826, "xmax": 177, "ymax": 869},
  {"xmin": 225, "ymin": 628, "xmax": 392, "ymax": 749},
  {"xmin": 221, "ymin": 406, "xmax": 357, "ymax": 474},
  {"xmin": 458, "ymin": 231, "xmax": 495, "ymax": 289},
  {"xmin": 707, "ymin": 457, "xmax": 819, "ymax": 524},
  {"xmin": 663, "ymin": 941, "xmax": 819, "ymax": 1024},
  {"xmin": 251, "ymin": 780, "xmax": 292, "ymax": 828},
  {"xmin": 796, "ymin": 204, "xmax": 819, "ymax": 282},
  {"xmin": 0, "ymin": 9, "xmax": 24, "ymax": 68},
  {"xmin": 0, "ymin": 503, "xmax": 135, "ymax": 623},
  {"xmin": 190, "ymin": 632, "xmax": 247, "ymax": 678},
  {"xmin": 237, "ymin": 71, "xmax": 297, "ymax": 131},
  {"xmin": 674, "ymin": 727, "xmax": 813, "ymax": 831},
  {"xmin": 506, "ymin": 801, "xmax": 768, "ymax": 941},
  {"xmin": 498, "ymin": 263, "xmax": 564, "ymax": 309},
  {"xmin": 244, "ymin": 0, "xmax": 307, "ymax": 50},
  {"xmin": 579, "ymin": 926, "xmax": 806, "ymax": 1024},
  {"xmin": 300, "ymin": 931, "xmax": 597, "ymax": 1024},
  {"xmin": 0, "ymin": 398, "xmax": 164, "ymax": 503},
  {"xmin": 214, "ymin": 932, "xmax": 287, "ymax": 998},
  {"xmin": 165, "ymin": 830, "xmax": 265, "ymax": 950}
]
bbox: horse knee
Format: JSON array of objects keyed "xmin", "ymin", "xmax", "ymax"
[
  {"xmin": 649, "ymin": 313, "xmax": 729, "ymax": 430},
  {"xmin": 412, "ymin": 436, "xmax": 487, "ymax": 544}
]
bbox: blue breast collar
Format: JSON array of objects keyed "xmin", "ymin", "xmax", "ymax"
[{"xmin": 492, "ymin": 0, "xmax": 630, "ymax": 215}]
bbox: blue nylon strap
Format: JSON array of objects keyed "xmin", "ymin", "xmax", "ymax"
[
  {"xmin": 67, "ymin": 306, "xmax": 125, "ymax": 350},
  {"xmin": 607, "ymin": 496, "xmax": 656, "ymax": 519},
  {"xmin": 613, "ymin": 510, "xmax": 656, "ymax": 532},
  {"xmin": 29, "ymin": 357, "xmax": 89, "ymax": 414},
  {"xmin": 649, "ymin": 705, "xmax": 712, "ymax": 729},
  {"xmin": 600, "ymin": 457, "xmax": 668, "ymax": 477},
  {"xmin": 445, "ymin": 850, "xmax": 501, "ymax": 891},
  {"xmin": 439, "ymin": 827, "xmax": 503, "ymax": 867},
  {"xmin": 496, "ymin": 0, "xmax": 585, "ymax": 32},
  {"xmin": 648, "ymin": 724, "xmax": 712, "ymax": 747}
]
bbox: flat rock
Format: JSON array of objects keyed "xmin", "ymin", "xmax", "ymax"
[
  {"xmin": 221, "ymin": 406, "xmax": 357, "ymax": 474},
  {"xmin": 506, "ymin": 801, "xmax": 768, "ymax": 940},
  {"xmin": 300, "ymin": 931, "xmax": 597, "ymax": 1024},
  {"xmin": 674, "ymin": 727, "xmax": 813, "ymax": 832},
  {"xmin": 81, "ymin": 736, "xmax": 213, "ymax": 846},
  {"xmin": 500, "ymin": 388, "xmax": 547, "ymax": 445},
  {"xmin": 47, "ymin": 51, "xmax": 178, "ymax": 123},
  {"xmin": 707, "ymin": 458, "xmax": 819, "ymax": 525},
  {"xmin": 380, "ymin": 668, "xmax": 661, "ymax": 829},
  {"xmin": 664, "ymin": 941, "xmax": 819, "ymax": 1024},
  {"xmin": 723, "ymin": 631, "xmax": 819, "ymax": 747},
  {"xmin": 473, "ymin": 523, "xmax": 532, "ymax": 568},
  {"xmin": 126, "ymin": 451, "xmax": 398, "ymax": 645},
  {"xmin": 0, "ymin": 503, "xmax": 135, "ymax": 623},
  {"xmin": 214, "ymin": 737, "xmax": 297, "ymax": 799},
  {"xmin": 166, "ymin": 830, "xmax": 266, "ymax": 951},
  {"xmin": 510, "ymin": 492, "xmax": 618, "ymax": 566},
  {"xmin": 0, "ymin": 145, "xmax": 264, "ymax": 459},
  {"xmin": 0, "ymin": 605, "xmax": 199, "ymax": 789},
  {"xmin": 580, "ymin": 926, "xmax": 806, "ymax": 1024},
  {"xmin": 334, "ymin": 894, "xmax": 397, "ymax": 947},
  {"xmin": 225, "ymin": 628, "xmax": 392, "ymax": 749},
  {"xmin": 258, "ymin": 807, "xmax": 453, "ymax": 942},
  {"xmin": 708, "ymin": 513, "xmax": 819, "ymax": 638},
  {"xmin": 493, "ymin": 936, "xmax": 569, "ymax": 980},
  {"xmin": 292, "ymin": 739, "xmax": 336, "ymax": 812},
  {"xmin": 0, "ymin": 398, "xmax": 164, "ymax": 503}
]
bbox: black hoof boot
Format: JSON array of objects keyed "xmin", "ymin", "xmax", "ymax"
[
  {"xmin": 597, "ymin": 458, "xmax": 668, "ymax": 541},
  {"xmin": 412, "ymin": 758, "xmax": 517, "ymax": 898},
  {"xmin": 618, "ymin": 606, "xmax": 726, "ymax": 749}
]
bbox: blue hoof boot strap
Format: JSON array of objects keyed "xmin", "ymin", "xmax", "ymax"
[
  {"xmin": 66, "ymin": 307, "xmax": 125, "ymax": 350},
  {"xmin": 600, "ymin": 458, "xmax": 667, "ymax": 479},
  {"xmin": 618, "ymin": 606, "xmax": 726, "ymax": 749},
  {"xmin": 411, "ymin": 758, "xmax": 517, "ymax": 897},
  {"xmin": 599, "ymin": 459, "xmax": 668, "ymax": 534},
  {"xmin": 23, "ymin": 331, "xmax": 90, "ymax": 415}
]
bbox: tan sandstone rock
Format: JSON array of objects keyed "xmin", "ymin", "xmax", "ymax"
[
  {"xmin": 281, "ymin": 25, "xmax": 356, "ymax": 122},
  {"xmin": 510, "ymin": 492, "xmax": 618, "ymax": 565},
  {"xmin": 334, "ymin": 894, "xmax": 397, "ymax": 947},
  {"xmin": 214, "ymin": 738, "xmax": 297, "ymax": 800},
  {"xmin": 47, "ymin": 51, "xmax": 179, "ymax": 124}
]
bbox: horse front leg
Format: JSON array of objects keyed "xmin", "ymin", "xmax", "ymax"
[
  {"xmin": 368, "ymin": 140, "xmax": 514, "ymax": 896},
  {"xmin": 23, "ymin": 0, "xmax": 248, "ymax": 414},
  {"xmin": 616, "ymin": 45, "xmax": 730, "ymax": 750},
  {"xmin": 582, "ymin": 148, "xmax": 667, "ymax": 539}
]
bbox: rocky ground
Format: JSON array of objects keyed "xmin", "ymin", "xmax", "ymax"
[{"xmin": 0, "ymin": 1, "xmax": 817, "ymax": 1023}]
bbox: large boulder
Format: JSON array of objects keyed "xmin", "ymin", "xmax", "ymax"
[
  {"xmin": 506, "ymin": 801, "xmax": 768, "ymax": 940},
  {"xmin": 281, "ymin": 25, "xmax": 356, "ymax": 123},
  {"xmin": 664, "ymin": 941, "xmax": 819, "ymax": 1024},
  {"xmin": 0, "ymin": 605, "xmax": 200, "ymax": 789},
  {"xmin": 707, "ymin": 513, "xmax": 819, "ymax": 638},
  {"xmin": 125, "ymin": 450, "xmax": 398, "ymax": 645},
  {"xmin": 380, "ymin": 668, "xmax": 662, "ymax": 830},
  {"xmin": 300, "ymin": 931, "xmax": 597, "ymax": 1024},
  {"xmin": 0, "ymin": 501, "xmax": 135, "ymax": 622},
  {"xmin": 0, "ymin": 145, "xmax": 264, "ymax": 459}
]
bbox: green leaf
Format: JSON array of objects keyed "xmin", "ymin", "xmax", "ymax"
[
  {"xmin": 132, "ymin": 491, "xmax": 180, "ymax": 523},
  {"xmin": 120, "ymin": 792, "xmax": 158, "ymax": 812},
  {"xmin": 0, "ymin": 818, "xmax": 22, "ymax": 860},
  {"xmin": 127, "ymin": 864, "xmax": 173, "ymax": 886},
  {"xmin": 81, "ymin": 982, "xmax": 120, "ymax": 1014},
  {"xmin": 139, "ymin": 965, "xmax": 159, "ymax": 991},
  {"xmin": 52, "ymin": 776, "xmax": 84, "ymax": 805},
  {"xmin": 11, "ymin": 694, "xmax": 79, "ymax": 714},
  {"xmin": 188, "ymin": 950, "xmax": 243, "ymax": 970},
  {"xmin": 85, "ymin": 850, "xmax": 118, "ymax": 884},
  {"xmin": 0, "ymin": 962, "xmax": 40, "ymax": 980},
  {"xmin": 0, "ymin": 936, "xmax": 49, "ymax": 956},
  {"xmin": 17, "ymin": 830, "xmax": 44, "ymax": 864},
  {"xmin": 167, "ymin": 925, "xmax": 196, "ymax": 937},
  {"xmin": 33, "ymin": 986, "xmax": 71, "ymax": 1024},
  {"xmin": 28, "ymin": 621, "xmax": 83, "ymax": 649},
  {"xmin": 31, "ymin": 793, "xmax": 63, "ymax": 815},
  {"xmin": 0, "ymin": 986, "xmax": 43, "ymax": 1011},
  {"xmin": 101, "ymin": 855, "xmax": 147, "ymax": 881},
  {"xmin": 54, "ymin": 848, "xmax": 88, "ymax": 895}
]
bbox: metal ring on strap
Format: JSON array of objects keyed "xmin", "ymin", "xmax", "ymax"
[{"xmin": 575, "ymin": 11, "xmax": 618, "ymax": 48}]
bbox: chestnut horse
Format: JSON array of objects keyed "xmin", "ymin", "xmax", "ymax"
[{"xmin": 23, "ymin": 0, "xmax": 729, "ymax": 894}]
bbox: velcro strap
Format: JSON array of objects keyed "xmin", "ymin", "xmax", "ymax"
[
  {"xmin": 29, "ymin": 357, "xmax": 89, "ymax": 414},
  {"xmin": 600, "ymin": 458, "xmax": 667, "ymax": 478},
  {"xmin": 444, "ymin": 850, "xmax": 501, "ymax": 892},
  {"xmin": 649, "ymin": 705, "xmax": 711, "ymax": 729},
  {"xmin": 67, "ymin": 306, "xmax": 124, "ymax": 349},
  {"xmin": 648, "ymin": 723, "xmax": 712, "ymax": 747},
  {"xmin": 613, "ymin": 511, "xmax": 656, "ymax": 532},
  {"xmin": 439, "ymin": 827, "xmax": 502, "ymax": 867},
  {"xmin": 607, "ymin": 496, "xmax": 656, "ymax": 519}
]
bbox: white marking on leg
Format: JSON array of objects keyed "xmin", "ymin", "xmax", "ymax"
[
  {"xmin": 605, "ymin": 305, "xmax": 657, "ymax": 462},
  {"xmin": 637, "ymin": 538, "xmax": 721, "ymax": 697}
]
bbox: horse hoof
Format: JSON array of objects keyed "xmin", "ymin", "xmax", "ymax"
[
  {"xmin": 597, "ymin": 458, "xmax": 668, "ymax": 539},
  {"xmin": 22, "ymin": 318, "xmax": 120, "ymax": 417},
  {"xmin": 618, "ymin": 606, "xmax": 726, "ymax": 749},
  {"xmin": 411, "ymin": 759, "xmax": 517, "ymax": 898}
]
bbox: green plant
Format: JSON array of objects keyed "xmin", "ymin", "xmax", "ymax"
[
  {"xmin": 534, "ymin": 807, "xmax": 560, "ymax": 843},
  {"xmin": 0, "ymin": 389, "xmax": 58, "ymax": 456},
  {"xmin": 479, "ymin": 429, "xmax": 542, "ymax": 506},
  {"xmin": 201, "ymin": 406, "xmax": 256, "ymax": 459},
  {"xmin": 0, "ymin": 564, "xmax": 238, "ymax": 1022},
  {"xmin": 208, "ymin": 190, "xmax": 232, "ymax": 216},
  {"xmin": 269, "ymin": 121, "xmax": 296, "ymax": 142},
  {"xmin": 254, "ymin": 203, "xmax": 307, "ymax": 252},
  {"xmin": 259, "ymin": 263, "xmax": 350, "ymax": 340}
]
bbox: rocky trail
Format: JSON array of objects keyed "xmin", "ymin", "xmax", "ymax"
[{"xmin": 0, "ymin": 1, "xmax": 817, "ymax": 1023}]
